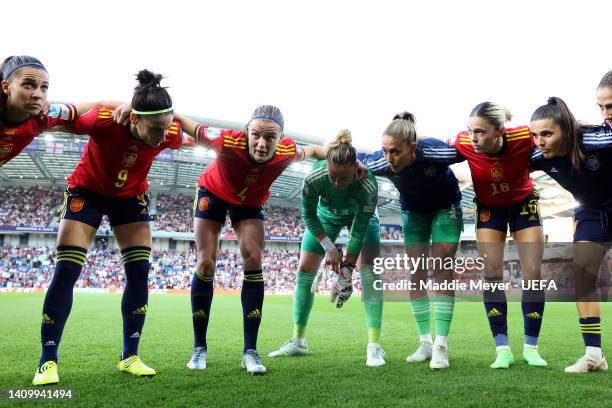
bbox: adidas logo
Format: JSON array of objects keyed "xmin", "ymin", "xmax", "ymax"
[
  {"xmin": 133, "ymin": 305, "xmax": 148, "ymax": 315},
  {"xmin": 130, "ymin": 332, "xmax": 141, "ymax": 339},
  {"xmin": 44, "ymin": 341, "xmax": 56, "ymax": 347},
  {"xmin": 247, "ymin": 308, "xmax": 262, "ymax": 319},
  {"xmin": 550, "ymin": 167, "xmax": 559, "ymax": 173},
  {"xmin": 487, "ymin": 308, "xmax": 502, "ymax": 317},
  {"xmin": 526, "ymin": 312, "xmax": 542, "ymax": 319},
  {"xmin": 42, "ymin": 314, "xmax": 55, "ymax": 324},
  {"xmin": 193, "ymin": 309, "xmax": 208, "ymax": 319}
]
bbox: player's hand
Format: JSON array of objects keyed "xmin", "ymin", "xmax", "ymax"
[
  {"xmin": 112, "ymin": 103, "xmax": 132, "ymax": 125},
  {"xmin": 355, "ymin": 160, "xmax": 369, "ymax": 180},
  {"xmin": 330, "ymin": 275, "xmax": 353, "ymax": 308},
  {"xmin": 320, "ymin": 237, "xmax": 341, "ymax": 273},
  {"xmin": 338, "ymin": 261, "xmax": 355, "ymax": 282},
  {"xmin": 39, "ymin": 101, "xmax": 51, "ymax": 116}
]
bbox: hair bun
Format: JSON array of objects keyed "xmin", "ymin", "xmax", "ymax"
[
  {"xmin": 136, "ymin": 69, "xmax": 163, "ymax": 88},
  {"xmin": 393, "ymin": 111, "xmax": 416, "ymax": 124}
]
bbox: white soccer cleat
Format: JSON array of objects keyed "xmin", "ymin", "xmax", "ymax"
[
  {"xmin": 241, "ymin": 349, "xmax": 267, "ymax": 375},
  {"xmin": 406, "ymin": 341, "xmax": 433, "ymax": 363},
  {"xmin": 268, "ymin": 339, "xmax": 308, "ymax": 357},
  {"xmin": 366, "ymin": 343, "xmax": 386, "ymax": 367},
  {"xmin": 430, "ymin": 345, "xmax": 449, "ymax": 369},
  {"xmin": 565, "ymin": 350, "xmax": 608, "ymax": 374},
  {"xmin": 187, "ymin": 347, "xmax": 207, "ymax": 370}
]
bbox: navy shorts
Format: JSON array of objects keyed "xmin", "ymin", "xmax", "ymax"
[
  {"xmin": 61, "ymin": 187, "xmax": 151, "ymax": 228},
  {"xmin": 476, "ymin": 191, "xmax": 542, "ymax": 233},
  {"xmin": 193, "ymin": 186, "xmax": 264, "ymax": 224},
  {"xmin": 574, "ymin": 208, "xmax": 612, "ymax": 244}
]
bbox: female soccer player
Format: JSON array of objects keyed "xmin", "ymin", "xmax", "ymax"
[
  {"xmin": 268, "ymin": 130, "xmax": 384, "ymax": 366},
  {"xmin": 530, "ymin": 95, "xmax": 611, "ymax": 373},
  {"xmin": 1, "ymin": 55, "xmax": 117, "ymax": 167},
  {"xmin": 33, "ymin": 70, "xmax": 184, "ymax": 385},
  {"xmin": 177, "ymin": 106, "xmax": 326, "ymax": 374},
  {"xmin": 358, "ymin": 112, "xmax": 462, "ymax": 369},
  {"xmin": 453, "ymin": 102, "xmax": 547, "ymax": 369}
]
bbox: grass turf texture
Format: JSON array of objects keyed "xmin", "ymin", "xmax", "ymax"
[{"xmin": 0, "ymin": 293, "xmax": 609, "ymax": 407}]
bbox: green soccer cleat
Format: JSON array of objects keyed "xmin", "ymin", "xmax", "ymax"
[
  {"xmin": 117, "ymin": 355, "xmax": 156, "ymax": 377},
  {"xmin": 523, "ymin": 347, "xmax": 547, "ymax": 367},
  {"xmin": 490, "ymin": 348, "xmax": 514, "ymax": 369},
  {"xmin": 32, "ymin": 361, "xmax": 59, "ymax": 386}
]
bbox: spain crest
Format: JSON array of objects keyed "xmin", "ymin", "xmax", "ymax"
[
  {"xmin": 490, "ymin": 168, "xmax": 503, "ymax": 183},
  {"xmin": 122, "ymin": 152, "xmax": 138, "ymax": 168},
  {"xmin": 0, "ymin": 144, "xmax": 13, "ymax": 159},
  {"xmin": 198, "ymin": 197, "xmax": 209, "ymax": 212},
  {"xmin": 479, "ymin": 209, "xmax": 491, "ymax": 223},
  {"xmin": 70, "ymin": 197, "xmax": 85, "ymax": 213}
]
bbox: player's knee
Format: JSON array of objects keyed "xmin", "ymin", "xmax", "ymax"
[
  {"xmin": 195, "ymin": 258, "xmax": 216, "ymax": 277},
  {"xmin": 240, "ymin": 245, "xmax": 263, "ymax": 266}
]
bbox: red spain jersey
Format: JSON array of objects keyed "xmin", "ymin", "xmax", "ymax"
[
  {"xmin": 194, "ymin": 124, "xmax": 304, "ymax": 207},
  {"xmin": 454, "ymin": 125, "xmax": 534, "ymax": 207},
  {"xmin": 67, "ymin": 106, "xmax": 182, "ymax": 198},
  {"xmin": 0, "ymin": 103, "xmax": 76, "ymax": 167}
]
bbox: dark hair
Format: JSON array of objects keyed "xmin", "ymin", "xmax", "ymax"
[
  {"xmin": 530, "ymin": 97, "xmax": 584, "ymax": 172},
  {"xmin": 131, "ymin": 69, "xmax": 172, "ymax": 114},
  {"xmin": 0, "ymin": 55, "xmax": 47, "ymax": 115},
  {"xmin": 470, "ymin": 102, "xmax": 512, "ymax": 128},
  {"xmin": 384, "ymin": 111, "xmax": 417, "ymax": 144},
  {"xmin": 597, "ymin": 70, "xmax": 612, "ymax": 90}
]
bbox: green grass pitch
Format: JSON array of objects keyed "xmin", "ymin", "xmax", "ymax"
[{"xmin": 0, "ymin": 294, "xmax": 609, "ymax": 407}]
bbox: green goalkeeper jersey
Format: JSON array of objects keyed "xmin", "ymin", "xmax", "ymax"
[{"xmin": 301, "ymin": 160, "xmax": 378, "ymax": 256}]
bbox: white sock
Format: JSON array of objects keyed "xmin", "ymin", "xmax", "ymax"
[
  {"xmin": 524, "ymin": 344, "xmax": 538, "ymax": 350},
  {"xmin": 419, "ymin": 334, "xmax": 433, "ymax": 344},
  {"xmin": 293, "ymin": 337, "xmax": 306, "ymax": 345},
  {"xmin": 496, "ymin": 345, "xmax": 511, "ymax": 351},
  {"xmin": 434, "ymin": 336, "xmax": 448, "ymax": 348}
]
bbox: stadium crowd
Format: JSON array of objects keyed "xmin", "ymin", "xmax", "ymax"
[{"xmin": 0, "ymin": 186, "xmax": 63, "ymax": 227}]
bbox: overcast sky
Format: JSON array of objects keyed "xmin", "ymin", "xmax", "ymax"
[{"xmin": 5, "ymin": 0, "xmax": 611, "ymax": 148}]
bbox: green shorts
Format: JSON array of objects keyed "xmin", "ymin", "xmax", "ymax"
[
  {"xmin": 401, "ymin": 203, "xmax": 463, "ymax": 247},
  {"xmin": 301, "ymin": 214, "xmax": 381, "ymax": 256}
]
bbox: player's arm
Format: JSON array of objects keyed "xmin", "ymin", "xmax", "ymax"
[
  {"xmin": 357, "ymin": 150, "xmax": 389, "ymax": 176},
  {"xmin": 301, "ymin": 175, "xmax": 342, "ymax": 269},
  {"xmin": 74, "ymin": 101, "xmax": 124, "ymax": 116},
  {"xmin": 301, "ymin": 145, "xmax": 327, "ymax": 160},
  {"xmin": 581, "ymin": 125, "xmax": 612, "ymax": 151},
  {"xmin": 346, "ymin": 176, "xmax": 378, "ymax": 264}
]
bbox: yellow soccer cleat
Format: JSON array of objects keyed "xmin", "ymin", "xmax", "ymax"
[
  {"xmin": 32, "ymin": 361, "xmax": 59, "ymax": 386},
  {"xmin": 117, "ymin": 355, "xmax": 156, "ymax": 377}
]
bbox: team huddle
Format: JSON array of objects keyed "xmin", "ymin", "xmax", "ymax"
[{"xmin": 0, "ymin": 55, "xmax": 609, "ymax": 385}]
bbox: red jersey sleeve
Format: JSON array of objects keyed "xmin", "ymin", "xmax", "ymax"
[
  {"xmin": 39, "ymin": 103, "xmax": 77, "ymax": 129},
  {"xmin": 67, "ymin": 106, "xmax": 110, "ymax": 136},
  {"xmin": 165, "ymin": 120, "xmax": 183, "ymax": 150},
  {"xmin": 275, "ymin": 138, "xmax": 302, "ymax": 162},
  {"xmin": 194, "ymin": 123, "xmax": 225, "ymax": 152}
]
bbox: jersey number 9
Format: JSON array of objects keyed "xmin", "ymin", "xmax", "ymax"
[{"xmin": 115, "ymin": 170, "xmax": 129, "ymax": 188}]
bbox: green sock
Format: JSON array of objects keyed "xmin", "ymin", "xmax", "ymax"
[
  {"xmin": 411, "ymin": 296, "xmax": 431, "ymax": 336},
  {"xmin": 434, "ymin": 295, "xmax": 455, "ymax": 337},
  {"xmin": 360, "ymin": 267, "xmax": 383, "ymax": 343},
  {"xmin": 292, "ymin": 271, "xmax": 315, "ymax": 339}
]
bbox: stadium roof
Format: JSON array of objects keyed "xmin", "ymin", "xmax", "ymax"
[{"xmin": 0, "ymin": 116, "xmax": 576, "ymax": 222}]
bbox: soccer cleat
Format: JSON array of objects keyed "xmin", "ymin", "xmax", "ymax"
[
  {"xmin": 523, "ymin": 347, "xmax": 547, "ymax": 367},
  {"xmin": 241, "ymin": 349, "xmax": 267, "ymax": 375},
  {"xmin": 366, "ymin": 343, "xmax": 386, "ymax": 367},
  {"xmin": 32, "ymin": 361, "xmax": 59, "ymax": 386},
  {"xmin": 187, "ymin": 347, "xmax": 207, "ymax": 370},
  {"xmin": 430, "ymin": 345, "xmax": 450, "ymax": 370},
  {"xmin": 117, "ymin": 355, "xmax": 156, "ymax": 377},
  {"xmin": 564, "ymin": 351, "xmax": 608, "ymax": 374},
  {"xmin": 490, "ymin": 348, "xmax": 514, "ymax": 369},
  {"xmin": 406, "ymin": 341, "xmax": 433, "ymax": 363},
  {"xmin": 268, "ymin": 339, "xmax": 308, "ymax": 357}
]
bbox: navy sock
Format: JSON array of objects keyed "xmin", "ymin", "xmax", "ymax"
[
  {"xmin": 521, "ymin": 288, "xmax": 545, "ymax": 346},
  {"xmin": 579, "ymin": 317, "xmax": 602, "ymax": 348},
  {"xmin": 483, "ymin": 283, "xmax": 508, "ymax": 346},
  {"xmin": 40, "ymin": 246, "xmax": 87, "ymax": 365},
  {"xmin": 242, "ymin": 269, "xmax": 264, "ymax": 352},
  {"xmin": 120, "ymin": 246, "xmax": 151, "ymax": 358},
  {"xmin": 191, "ymin": 271, "xmax": 214, "ymax": 349}
]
